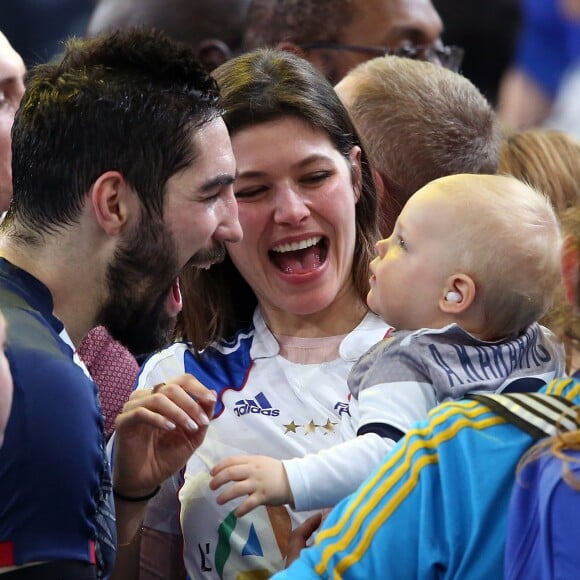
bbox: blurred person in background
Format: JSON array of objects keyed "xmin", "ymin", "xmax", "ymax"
[
  {"xmin": 87, "ymin": 0, "xmax": 251, "ymax": 72},
  {"xmin": 498, "ymin": 0, "xmax": 580, "ymax": 137},
  {"xmin": 0, "ymin": 31, "xmax": 25, "ymax": 213},
  {"xmin": 1, "ymin": 0, "xmax": 93, "ymax": 66},
  {"xmin": 243, "ymin": 0, "xmax": 463, "ymax": 84}
]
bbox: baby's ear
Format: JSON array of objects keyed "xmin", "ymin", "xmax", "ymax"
[{"xmin": 439, "ymin": 274, "xmax": 476, "ymax": 313}]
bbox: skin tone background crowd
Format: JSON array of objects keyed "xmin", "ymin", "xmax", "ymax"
[{"xmin": 0, "ymin": 1, "xmax": 578, "ymax": 578}]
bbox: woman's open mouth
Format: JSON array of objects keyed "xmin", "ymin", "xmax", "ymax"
[{"xmin": 269, "ymin": 235, "xmax": 328, "ymax": 274}]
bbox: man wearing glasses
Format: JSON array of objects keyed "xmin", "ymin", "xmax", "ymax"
[{"xmin": 244, "ymin": 0, "xmax": 463, "ymax": 83}]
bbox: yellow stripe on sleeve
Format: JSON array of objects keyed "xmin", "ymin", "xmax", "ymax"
[
  {"xmin": 317, "ymin": 400, "xmax": 484, "ymax": 544},
  {"xmin": 331, "ymin": 416, "xmax": 505, "ymax": 576},
  {"xmin": 546, "ymin": 376, "xmax": 579, "ymax": 399},
  {"xmin": 315, "ymin": 402, "xmax": 505, "ymax": 576}
]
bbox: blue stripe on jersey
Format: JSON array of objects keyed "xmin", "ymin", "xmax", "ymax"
[
  {"xmin": 255, "ymin": 392, "xmax": 272, "ymax": 409},
  {"xmin": 183, "ymin": 328, "xmax": 254, "ymax": 417}
]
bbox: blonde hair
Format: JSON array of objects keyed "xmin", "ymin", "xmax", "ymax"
[
  {"xmin": 558, "ymin": 208, "xmax": 580, "ymax": 362},
  {"xmin": 499, "ymin": 129, "xmax": 580, "ymax": 215},
  {"xmin": 340, "ymin": 56, "xmax": 500, "ymax": 232},
  {"xmin": 518, "ymin": 207, "xmax": 580, "ymax": 486},
  {"xmin": 499, "ymin": 129, "xmax": 580, "ymax": 366},
  {"xmin": 432, "ymin": 174, "xmax": 562, "ymax": 339}
]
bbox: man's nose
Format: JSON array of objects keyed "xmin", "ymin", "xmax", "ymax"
[
  {"xmin": 218, "ymin": 187, "xmax": 243, "ymax": 243},
  {"xmin": 415, "ymin": 0, "xmax": 444, "ymax": 45}
]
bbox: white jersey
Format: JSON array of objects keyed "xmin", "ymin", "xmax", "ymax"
[{"xmin": 136, "ymin": 308, "xmax": 388, "ymax": 579}]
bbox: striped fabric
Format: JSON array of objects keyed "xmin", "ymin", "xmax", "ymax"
[{"xmin": 275, "ymin": 376, "xmax": 580, "ymax": 580}]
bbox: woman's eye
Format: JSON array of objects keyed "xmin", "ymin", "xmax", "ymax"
[
  {"xmin": 302, "ymin": 171, "xmax": 331, "ymax": 185},
  {"xmin": 235, "ymin": 186, "xmax": 267, "ymax": 199}
]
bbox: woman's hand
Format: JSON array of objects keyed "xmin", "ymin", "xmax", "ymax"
[
  {"xmin": 285, "ymin": 512, "xmax": 323, "ymax": 568},
  {"xmin": 112, "ymin": 374, "xmax": 216, "ymax": 498}
]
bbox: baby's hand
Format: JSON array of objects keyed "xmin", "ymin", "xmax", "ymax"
[{"xmin": 209, "ymin": 455, "xmax": 292, "ymax": 517}]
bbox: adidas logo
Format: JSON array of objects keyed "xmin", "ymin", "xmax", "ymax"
[{"xmin": 234, "ymin": 392, "xmax": 280, "ymax": 417}]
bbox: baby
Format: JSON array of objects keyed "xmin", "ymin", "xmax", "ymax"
[{"xmin": 210, "ymin": 174, "xmax": 566, "ymax": 515}]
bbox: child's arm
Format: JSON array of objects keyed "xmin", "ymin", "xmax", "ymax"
[
  {"xmin": 209, "ymin": 432, "xmax": 396, "ymax": 515},
  {"xmin": 210, "ymin": 455, "xmax": 292, "ymax": 517}
]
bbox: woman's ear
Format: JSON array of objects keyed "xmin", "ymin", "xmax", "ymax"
[
  {"xmin": 440, "ymin": 274, "xmax": 476, "ymax": 313},
  {"xmin": 561, "ymin": 234, "xmax": 579, "ymax": 307},
  {"xmin": 349, "ymin": 145, "xmax": 362, "ymax": 201},
  {"xmin": 90, "ymin": 171, "xmax": 132, "ymax": 236}
]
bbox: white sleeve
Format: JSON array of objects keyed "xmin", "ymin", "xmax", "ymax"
[
  {"xmin": 357, "ymin": 381, "xmax": 437, "ymax": 437},
  {"xmin": 282, "ymin": 380, "xmax": 437, "ymax": 512},
  {"xmin": 282, "ymin": 432, "xmax": 395, "ymax": 512},
  {"xmin": 135, "ymin": 345, "xmax": 190, "ymax": 390}
]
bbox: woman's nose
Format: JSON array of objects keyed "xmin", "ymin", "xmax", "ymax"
[{"xmin": 273, "ymin": 185, "xmax": 310, "ymax": 224}]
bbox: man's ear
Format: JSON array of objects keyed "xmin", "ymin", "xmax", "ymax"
[
  {"xmin": 561, "ymin": 234, "xmax": 579, "ymax": 307},
  {"xmin": 90, "ymin": 171, "xmax": 133, "ymax": 236},
  {"xmin": 277, "ymin": 42, "xmax": 332, "ymax": 79},
  {"xmin": 440, "ymin": 274, "xmax": 476, "ymax": 313},
  {"xmin": 197, "ymin": 39, "xmax": 232, "ymax": 72},
  {"xmin": 276, "ymin": 41, "xmax": 308, "ymax": 59}
]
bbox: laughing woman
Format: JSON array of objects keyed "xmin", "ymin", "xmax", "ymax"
[{"xmin": 133, "ymin": 49, "xmax": 386, "ymax": 579}]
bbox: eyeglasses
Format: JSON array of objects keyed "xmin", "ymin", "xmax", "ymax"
[{"xmin": 298, "ymin": 42, "xmax": 464, "ymax": 73}]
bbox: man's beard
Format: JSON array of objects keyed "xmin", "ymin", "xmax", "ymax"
[
  {"xmin": 98, "ymin": 215, "xmax": 179, "ymax": 357},
  {"xmin": 98, "ymin": 214, "xmax": 228, "ymax": 357},
  {"xmin": 186, "ymin": 243, "xmax": 226, "ymax": 270}
]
